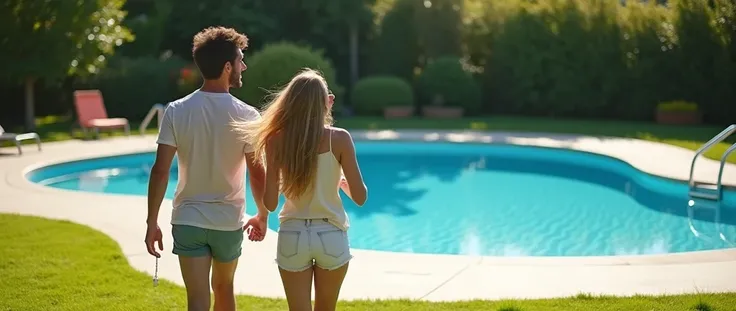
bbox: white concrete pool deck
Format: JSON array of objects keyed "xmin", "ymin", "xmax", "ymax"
[{"xmin": 1, "ymin": 130, "xmax": 735, "ymax": 302}]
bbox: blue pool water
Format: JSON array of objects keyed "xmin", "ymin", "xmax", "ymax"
[{"xmin": 27, "ymin": 142, "xmax": 736, "ymax": 257}]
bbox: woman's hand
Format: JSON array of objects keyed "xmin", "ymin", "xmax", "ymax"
[
  {"xmin": 339, "ymin": 175, "xmax": 349, "ymax": 189},
  {"xmin": 244, "ymin": 214, "xmax": 267, "ymax": 241}
]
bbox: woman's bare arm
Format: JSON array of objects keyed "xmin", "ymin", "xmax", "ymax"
[
  {"xmin": 263, "ymin": 140, "xmax": 280, "ymax": 212},
  {"xmin": 334, "ymin": 128, "xmax": 367, "ymax": 206}
]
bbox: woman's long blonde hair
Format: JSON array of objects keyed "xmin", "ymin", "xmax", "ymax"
[{"xmin": 233, "ymin": 68, "xmax": 334, "ymax": 198}]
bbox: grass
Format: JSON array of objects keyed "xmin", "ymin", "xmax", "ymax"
[
  {"xmin": 9, "ymin": 115, "xmax": 734, "ymax": 164},
  {"xmin": 1, "ymin": 213, "xmax": 735, "ymax": 310}
]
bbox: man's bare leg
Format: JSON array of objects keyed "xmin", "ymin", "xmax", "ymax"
[
  {"xmin": 211, "ymin": 258, "xmax": 239, "ymax": 311},
  {"xmin": 179, "ymin": 255, "xmax": 213, "ymax": 311}
]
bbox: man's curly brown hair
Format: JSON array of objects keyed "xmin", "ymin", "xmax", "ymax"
[{"xmin": 192, "ymin": 26, "xmax": 249, "ymax": 80}]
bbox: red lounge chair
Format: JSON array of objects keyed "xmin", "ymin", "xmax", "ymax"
[{"xmin": 73, "ymin": 90, "xmax": 130, "ymax": 139}]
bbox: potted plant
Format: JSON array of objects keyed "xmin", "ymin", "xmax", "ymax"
[
  {"xmin": 421, "ymin": 94, "xmax": 464, "ymax": 118},
  {"xmin": 384, "ymin": 106, "xmax": 414, "ymax": 119},
  {"xmin": 351, "ymin": 76, "xmax": 415, "ymax": 119},
  {"xmin": 655, "ymin": 101, "xmax": 701, "ymax": 125}
]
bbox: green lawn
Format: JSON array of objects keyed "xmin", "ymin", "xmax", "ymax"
[
  {"xmin": 1, "ymin": 213, "xmax": 735, "ymax": 311},
  {"xmin": 6, "ymin": 115, "xmax": 734, "ymax": 164}
]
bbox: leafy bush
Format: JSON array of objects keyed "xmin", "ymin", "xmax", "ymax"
[
  {"xmin": 233, "ymin": 42, "xmax": 341, "ymax": 108},
  {"xmin": 79, "ymin": 55, "xmax": 187, "ymax": 121},
  {"xmin": 351, "ymin": 76, "xmax": 414, "ymax": 115},
  {"xmin": 416, "ymin": 57, "xmax": 481, "ymax": 112},
  {"xmin": 483, "ymin": 0, "xmax": 626, "ymax": 118}
]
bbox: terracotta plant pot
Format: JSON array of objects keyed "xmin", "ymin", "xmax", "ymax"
[
  {"xmin": 421, "ymin": 106, "xmax": 464, "ymax": 118},
  {"xmin": 383, "ymin": 106, "xmax": 414, "ymax": 119},
  {"xmin": 655, "ymin": 110, "xmax": 702, "ymax": 125}
]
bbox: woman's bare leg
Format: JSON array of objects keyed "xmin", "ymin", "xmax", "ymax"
[
  {"xmin": 279, "ymin": 266, "xmax": 314, "ymax": 311},
  {"xmin": 313, "ymin": 263, "xmax": 348, "ymax": 311}
]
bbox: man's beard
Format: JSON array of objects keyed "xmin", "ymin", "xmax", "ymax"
[{"xmin": 229, "ymin": 70, "xmax": 241, "ymax": 88}]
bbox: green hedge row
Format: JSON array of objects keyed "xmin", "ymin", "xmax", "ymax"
[{"xmin": 367, "ymin": 0, "xmax": 736, "ymax": 124}]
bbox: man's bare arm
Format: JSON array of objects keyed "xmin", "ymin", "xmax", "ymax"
[{"xmin": 147, "ymin": 144, "xmax": 177, "ymax": 225}]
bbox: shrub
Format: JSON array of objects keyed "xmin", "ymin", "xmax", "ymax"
[
  {"xmin": 233, "ymin": 42, "xmax": 341, "ymax": 108},
  {"xmin": 351, "ymin": 76, "xmax": 414, "ymax": 115},
  {"xmin": 416, "ymin": 57, "xmax": 481, "ymax": 112},
  {"xmin": 79, "ymin": 55, "xmax": 187, "ymax": 121}
]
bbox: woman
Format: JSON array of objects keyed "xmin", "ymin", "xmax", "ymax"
[{"xmin": 235, "ymin": 68, "xmax": 367, "ymax": 311}]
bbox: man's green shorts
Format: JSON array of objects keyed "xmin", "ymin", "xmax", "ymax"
[{"xmin": 171, "ymin": 225, "xmax": 244, "ymax": 262}]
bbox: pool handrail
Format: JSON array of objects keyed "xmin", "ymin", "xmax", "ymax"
[
  {"xmin": 716, "ymin": 142, "xmax": 736, "ymax": 201},
  {"xmin": 139, "ymin": 104, "xmax": 165, "ymax": 135},
  {"xmin": 688, "ymin": 124, "xmax": 736, "ymax": 201}
]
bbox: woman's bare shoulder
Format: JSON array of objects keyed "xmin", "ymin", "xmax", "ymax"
[
  {"xmin": 329, "ymin": 127, "xmax": 353, "ymax": 144},
  {"xmin": 265, "ymin": 132, "xmax": 283, "ymax": 150}
]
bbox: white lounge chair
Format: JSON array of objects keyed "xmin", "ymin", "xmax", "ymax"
[{"xmin": 0, "ymin": 125, "xmax": 42, "ymax": 155}]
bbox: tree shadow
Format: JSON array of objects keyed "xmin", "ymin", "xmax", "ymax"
[
  {"xmin": 341, "ymin": 152, "xmax": 476, "ymax": 219},
  {"xmin": 342, "ymin": 154, "xmax": 426, "ymax": 218},
  {"xmin": 243, "ymin": 150, "xmax": 472, "ymax": 227}
]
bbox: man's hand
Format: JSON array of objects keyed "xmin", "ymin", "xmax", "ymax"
[
  {"xmin": 145, "ymin": 224, "xmax": 164, "ymax": 258},
  {"xmin": 244, "ymin": 214, "xmax": 267, "ymax": 242}
]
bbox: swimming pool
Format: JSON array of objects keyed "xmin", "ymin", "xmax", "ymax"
[{"xmin": 26, "ymin": 141, "xmax": 736, "ymax": 257}]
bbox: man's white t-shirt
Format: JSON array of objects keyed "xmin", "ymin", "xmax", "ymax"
[{"xmin": 156, "ymin": 90, "xmax": 260, "ymax": 231}]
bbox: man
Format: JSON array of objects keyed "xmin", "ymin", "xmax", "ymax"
[{"xmin": 144, "ymin": 26, "xmax": 269, "ymax": 311}]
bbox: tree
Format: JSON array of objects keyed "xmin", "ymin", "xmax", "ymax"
[
  {"xmin": 0, "ymin": 0, "xmax": 133, "ymax": 130},
  {"xmin": 416, "ymin": 0, "xmax": 464, "ymax": 61},
  {"xmin": 328, "ymin": 0, "xmax": 377, "ymax": 88},
  {"xmin": 367, "ymin": 0, "xmax": 421, "ymax": 82}
]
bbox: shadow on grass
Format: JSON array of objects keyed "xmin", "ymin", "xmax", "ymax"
[
  {"xmin": 574, "ymin": 293, "xmax": 596, "ymax": 300},
  {"xmin": 692, "ymin": 301, "xmax": 713, "ymax": 311}
]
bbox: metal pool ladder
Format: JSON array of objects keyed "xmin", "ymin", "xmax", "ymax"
[
  {"xmin": 688, "ymin": 124, "xmax": 736, "ymax": 201},
  {"xmin": 139, "ymin": 103, "xmax": 165, "ymax": 135}
]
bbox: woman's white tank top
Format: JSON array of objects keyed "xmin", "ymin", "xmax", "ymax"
[{"xmin": 278, "ymin": 129, "xmax": 349, "ymax": 230}]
